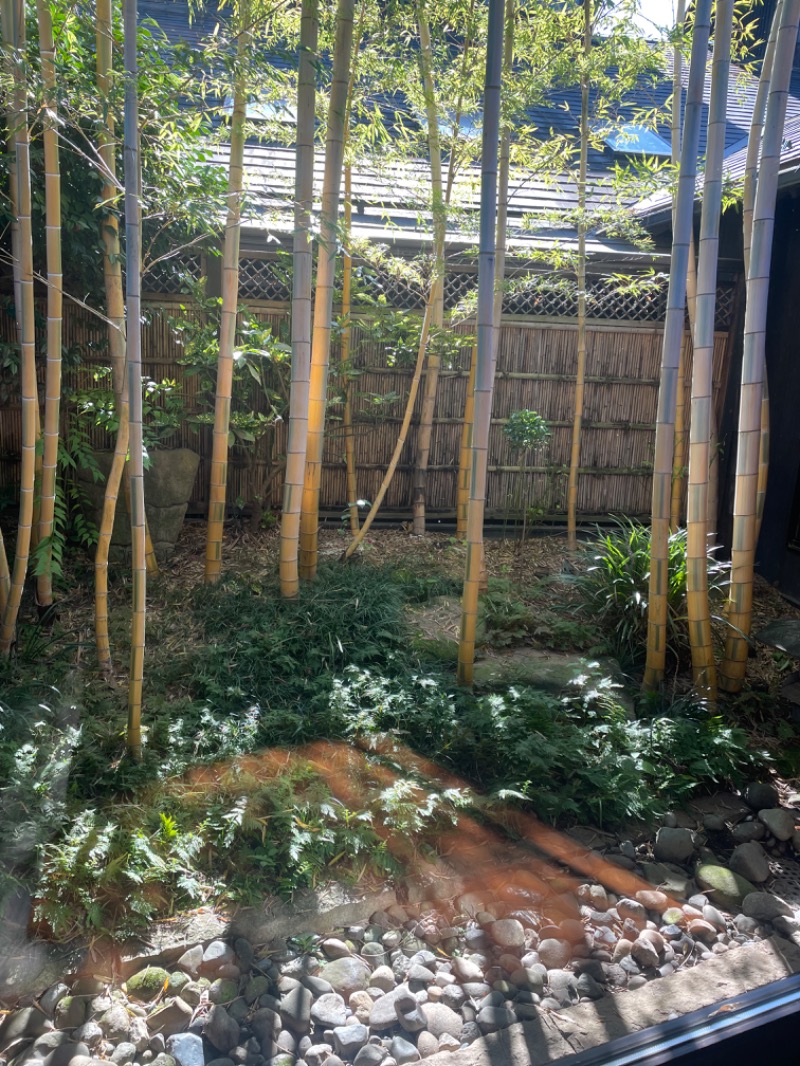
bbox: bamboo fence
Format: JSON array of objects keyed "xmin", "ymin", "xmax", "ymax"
[{"xmin": 0, "ymin": 293, "xmax": 733, "ymax": 523}]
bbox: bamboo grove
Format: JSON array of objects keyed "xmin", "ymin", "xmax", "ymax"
[{"xmin": 0, "ymin": 0, "xmax": 796, "ymax": 754}]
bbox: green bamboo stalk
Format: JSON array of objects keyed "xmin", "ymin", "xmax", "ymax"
[
  {"xmin": 298, "ymin": 0, "xmax": 355, "ymax": 579},
  {"xmin": 458, "ymin": 0, "xmax": 504, "ymax": 688},
  {"xmin": 643, "ymin": 0, "xmax": 712, "ymax": 690},
  {"xmin": 0, "ymin": 0, "xmax": 39, "ymax": 655},
  {"xmin": 686, "ymin": 0, "xmax": 734, "ymax": 701},
  {"xmin": 720, "ymin": 0, "xmax": 800, "ymax": 692},
  {"xmin": 280, "ymin": 0, "xmax": 317, "ymax": 596}
]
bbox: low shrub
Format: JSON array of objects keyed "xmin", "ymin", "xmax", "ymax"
[{"xmin": 576, "ymin": 518, "xmax": 729, "ymax": 669}]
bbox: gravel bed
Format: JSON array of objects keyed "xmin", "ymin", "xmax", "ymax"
[{"xmin": 2, "ymin": 783, "xmax": 800, "ymax": 1066}]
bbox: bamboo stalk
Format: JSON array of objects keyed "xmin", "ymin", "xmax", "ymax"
[
  {"xmin": 342, "ymin": 284, "xmax": 439, "ymax": 560},
  {"xmin": 35, "ymin": 0, "xmax": 63, "ymax": 610},
  {"xmin": 643, "ymin": 0, "xmax": 712, "ymax": 690},
  {"xmin": 95, "ymin": 0, "xmax": 130, "ymax": 663},
  {"xmin": 299, "ymin": 0, "xmax": 355, "ymax": 579},
  {"xmin": 341, "ymin": 163, "xmax": 359, "ymax": 534},
  {"xmin": 0, "ymin": 0, "xmax": 39, "ymax": 655},
  {"xmin": 755, "ymin": 377, "xmax": 770, "ymax": 540},
  {"xmin": 685, "ymin": 0, "xmax": 733, "ymax": 701},
  {"xmin": 670, "ymin": 339, "xmax": 686, "ymax": 528},
  {"xmin": 458, "ymin": 0, "xmax": 503, "ymax": 688},
  {"xmin": 123, "ymin": 0, "xmax": 145, "ymax": 756},
  {"xmin": 280, "ymin": 0, "xmax": 317, "ymax": 596},
  {"xmin": 411, "ymin": 0, "xmax": 446, "ymax": 535},
  {"xmin": 456, "ymin": 346, "xmax": 477, "ymax": 538},
  {"xmin": 744, "ymin": 1, "xmax": 780, "ymax": 276},
  {"xmin": 566, "ymin": 0, "xmax": 591, "ymax": 552},
  {"xmin": 205, "ymin": 8, "xmax": 250, "ymax": 582},
  {"xmin": 719, "ymin": 0, "xmax": 800, "ymax": 691}
]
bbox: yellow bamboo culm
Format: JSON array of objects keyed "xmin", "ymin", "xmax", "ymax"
[
  {"xmin": 205, "ymin": 13, "xmax": 250, "ymax": 583},
  {"xmin": 685, "ymin": 0, "xmax": 733, "ymax": 702},
  {"xmin": 644, "ymin": 0, "xmax": 712, "ymax": 690},
  {"xmin": 279, "ymin": 0, "xmax": 317, "ymax": 597},
  {"xmin": 720, "ymin": 0, "xmax": 800, "ymax": 692},
  {"xmin": 341, "ymin": 164, "xmax": 360, "ymax": 535},
  {"xmin": 456, "ymin": 347, "xmax": 477, "ymax": 539},
  {"xmin": 0, "ymin": 0, "xmax": 38, "ymax": 654},
  {"xmin": 411, "ymin": 0, "xmax": 446, "ymax": 535},
  {"xmin": 670, "ymin": 342, "xmax": 686, "ymax": 529},
  {"xmin": 299, "ymin": 0, "xmax": 355, "ymax": 579},
  {"xmin": 566, "ymin": 0, "xmax": 591, "ymax": 553},
  {"xmin": 95, "ymin": 0, "xmax": 130, "ymax": 663},
  {"xmin": 35, "ymin": 0, "xmax": 63, "ymax": 610}
]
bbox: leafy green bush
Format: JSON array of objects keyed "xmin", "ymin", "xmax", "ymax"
[{"xmin": 576, "ymin": 518, "xmax": 729, "ymax": 668}]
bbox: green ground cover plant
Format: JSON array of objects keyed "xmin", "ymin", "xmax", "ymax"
[{"xmin": 0, "ymin": 555, "xmax": 773, "ymax": 939}]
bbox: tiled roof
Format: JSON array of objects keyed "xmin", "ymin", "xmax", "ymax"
[{"xmin": 634, "ymin": 114, "xmax": 800, "ymax": 224}]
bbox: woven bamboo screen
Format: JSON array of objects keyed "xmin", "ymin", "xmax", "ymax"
[{"xmin": 0, "ymin": 287, "xmax": 733, "ymax": 522}]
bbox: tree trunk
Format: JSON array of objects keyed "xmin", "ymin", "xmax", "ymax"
[
  {"xmin": 34, "ymin": 0, "xmax": 63, "ymax": 610},
  {"xmin": 205, "ymin": 7, "xmax": 250, "ymax": 582},
  {"xmin": 411, "ymin": 0, "xmax": 446, "ymax": 536},
  {"xmin": 643, "ymin": 0, "xmax": 712, "ymax": 690},
  {"xmin": 0, "ymin": 0, "xmax": 39, "ymax": 655},
  {"xmin": 123, "ymin": 0, "xmax": 145, "ymax": 756},
  {"xmin": 566, "ymin": 0, "xmax": 591, "ymax": 552},
  {"xmin": 280, "ymin": 0, "xmax": 317, "ymax": 596},
  {"xmin": 720, "ymin": 0, "xmax": 800, "ymax": 692},
  {"xmin": 298, "ymin": 0, "xmax": 355, "ymax": 579},
  {"xmin": 685, "ymin": 0, "xmax": 733, "ymax": 701},
  {"xmin": 457, "ymin": 0, "xmax": 504, "ymax": 688}
]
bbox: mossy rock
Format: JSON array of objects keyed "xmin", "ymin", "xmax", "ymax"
[
  {"xmin": 695, "ymin": 863, "xmax": 755, "ymax": 910},
  {"xmin": 210, "ymin": 978, "xmax": 239, "ymax": 1004},
  {"xmin": 166, "ymin": 972, "xmax": 191, "ymax": 995},
  {"xmin": 127, "ymin": 966, "xmax": 170, "ymax": 1001},
  {"xmin": 412, "ymin": 635, "xmax": 460, "ymax": 664},
  {"xmin": 472, "ymin": 649, "xmax": 623, "ymax": 697}
]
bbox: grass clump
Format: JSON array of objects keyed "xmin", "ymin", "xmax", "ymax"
[{"xmin": 577, "ymin": 518, "xmax": 729, "ymax": 669}]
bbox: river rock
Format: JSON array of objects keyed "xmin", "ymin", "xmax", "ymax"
[
  {"xmin": 388, "ymin": 1037, "xmax": 419, "ymax": 1065},
  {"xmin": 175, "ymin": 947, "xmax": 203, "ymax": 978},
  {"xmin": 488, "ymin": 919, "xmax": 525, "ymax": 949},
  {"xmin": 476, "ymin": 1007, "xmax": 516, "ymax": 1033},
  {"xmin": 745, "ymin": 783, "xmax": 780, "ymax": 810},
  {"xmin": 204, "ymin": 1007, "xmax": 239, "ymax": 1055},
  {"xmin": 742, "ymin": 892, "xmax": 794, "ymax": 922},
  {"xmin": 732, "ymin": 821, "xmax": 766, "ymax": 844},
  {"xmin": 310, "ymin": 994, "xmax": 347, "ymax": 1029},
  {"xmin": 332, "ymin": 1024, "xmax": 369, "ymax": 1060},
  {"xmin": 368, "ymin": 985, "xmax": 413, "ymax": 1031},
  {"xmin": 654, "ymin": 828, "xmax": 695, "ymax": 865},
  {"xmin": 127, "ymin": 969, "xmax": 169, "ymax": 1002},
  {"xmin": 759, "ymin": 808, "xmax": 796, "ymax": 841},
  {"xmin": 695, "ymin": 864, "xmax": 755, "ymax": 909},
  {"xmin": 319, "ymin": 958, "xmax": 370, "ymax": 998},
  {"xmin": 280, "ymin": 986, "xmax": 313, "ymax": 1035},
  {"xmin": 537, "ymin": 939, "xmax": 571, "ymax": 969},
  {"xmin": 729, "ymin": 842, "xmax": 771, "ymax": 883},
  {"xmin": 201, "ymin": 942, "xmax": 237, "ymax": 977},
  {"xmin": 165, "ymin": 1034, "xmax": 203, "ymax": 1066},
  {"xmin": 0, "ymin": 1008, "xmax": 52, "ymax": 1053},
  {"xmin": 420, "ymin": 1003, "xmax": 462, "ymax": 1041},
  {"xmin": 149, "ymin": 1000, "xmax": 192, "ymax": 1038}
]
